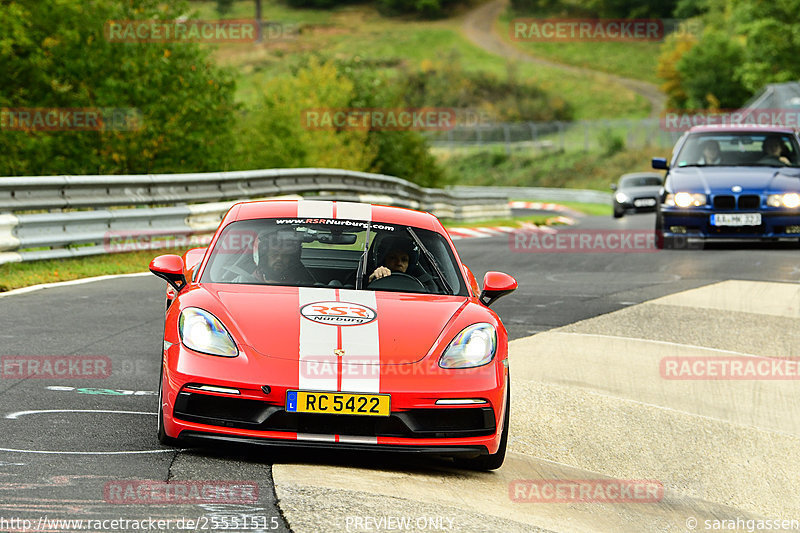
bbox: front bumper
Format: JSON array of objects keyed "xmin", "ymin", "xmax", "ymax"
[
  {"xmin": 615, "ymin": 198, "xmax": 658, "ymax": 214},
  {"xmin": 161, "ymin": 343, "xmax": 508, "ymax": 455},
  {"xmin": 179, "ymin": 432, "xmax": 489, "ymax": 458},
  {"xmin": 660, "ymin": 208, "xmax": 800, "ymax": 239}
]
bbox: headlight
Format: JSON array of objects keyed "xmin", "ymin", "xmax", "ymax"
[
  {"xmin": 439, "ymin": 323, "xmax": 497, "ymax": 369},
  {"xmin": 767, "ymin": 193, "xmax": 800, "ymax": 208},
  {"xmin": 665, "ymin": 192, "xmax": 706, "ymax": 207},
  {"xmin": 179, "ymin": 307, "xmax": 238, "ymax": 357},
  {"xmin": 615, "ymin": 192, "xmax": 629, "ymax": 203}
]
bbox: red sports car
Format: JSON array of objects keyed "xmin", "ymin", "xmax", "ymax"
[{"xmin": 150, "ymin": 200, "xmax": 517, "ymax": 469}]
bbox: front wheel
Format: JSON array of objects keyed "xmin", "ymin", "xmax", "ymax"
[
  {"xmin": 654, "ymin": 210, "xmax": 669, "ymax": 249},
  {"xmin": 455, "ymin": 379, "xmax": 509, "ymax": 471}
]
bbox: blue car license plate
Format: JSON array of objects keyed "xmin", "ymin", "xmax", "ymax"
[{"xmin": 710, "ymin": 213, "xmax": 761, "ymax": 226}]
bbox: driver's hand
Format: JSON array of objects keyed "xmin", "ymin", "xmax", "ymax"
[{"xmin": 368, "ymin": 266, "xmax": 391, "ymax": 282}]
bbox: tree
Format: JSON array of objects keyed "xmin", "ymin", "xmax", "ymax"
[
  {"xmin": 731, "ymin": 0, "xmax": 800, "ymax": 92},
  {"xmin": 235, "ymin": 58, "xmax": 377, "ymax": 171},
  {"xmin": 675, "ymin": 31, "xmax": 749, "ymax": 109},
  {"xmin": 656, "ymin": 33, "xmax": 697, "ymax": 110},
  {"xmin": 0, "ymin": 0, "xmax": 237, "ymax": 176}
]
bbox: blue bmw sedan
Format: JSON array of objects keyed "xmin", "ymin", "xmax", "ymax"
[{"xmin": 652, "ymin": 125, "xmax": 800, "ymax": 248}]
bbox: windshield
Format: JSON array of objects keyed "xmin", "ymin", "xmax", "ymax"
[
  {"xmin": 199, "ymin": 218, "xmax": 467, "ymax": 296},
  {"xmin": 675, "ymin": 132, "xmax": 800, "ymax": 167},
  {"xmin": 621, "ymin": 176, "xmax": 661, "ymax": 187}
]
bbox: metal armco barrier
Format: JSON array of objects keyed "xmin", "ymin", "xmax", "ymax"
[
  {"xmin": 0, "ymin": 169, "xmax": 511, "ymax": 265},
  {"xmin": 451, "ymin": 186, "xmax": 612, "ymax": 204}
]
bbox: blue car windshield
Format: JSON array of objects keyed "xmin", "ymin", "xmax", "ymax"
[{"xmin": 675, "ymin": 133, "xmax": 800, "ymax": 168}]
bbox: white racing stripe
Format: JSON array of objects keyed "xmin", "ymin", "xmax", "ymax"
[
  {"xmin": 297, "ymin": 200, "xmax": 334, "ymax": 219},
  {"xmin": 296, "ymin": 433, "xmax": 336, "ymax": 442},
  {"xmin": 339, "ymin": 290, "xmax": 381, "ymax": 393},
  {"xmin": 335, "ymin": 202, "xmax": 372, "ymax": 221},
  {"xmin": 298, "ymin": 288, "xmax": 338, "ymax": 392},
  {"xmin": 338, "ymin": 435, "xmax": 378, "ymax": 444}
]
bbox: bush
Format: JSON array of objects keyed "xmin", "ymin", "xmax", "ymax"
[
  {"xmin": 235, "ymin": 58, "xmax": 376, "ymax": 171},
  {"xmin": 599, "ymin": 129, "xmax": 625, "ymax": 156},
  {"xmin": 400, "ymin": 54, "xmax": 573, "ymax": 122}
]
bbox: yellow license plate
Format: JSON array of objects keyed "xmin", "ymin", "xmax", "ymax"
[{"xmin": 286, "ymin": 390, "xmax": 390, "ymax": 417}]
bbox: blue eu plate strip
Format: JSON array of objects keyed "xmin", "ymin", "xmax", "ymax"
[{"xmin": 286, "ymin": 390, "xmax": 298, "ymax": 412}]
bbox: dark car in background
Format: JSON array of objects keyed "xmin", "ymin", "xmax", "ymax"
[
  {"xmin": 652, "ymin": 125, "xmax": 800, "ymax": 249},
  {"xmin": 611, "ymin": 172, "xmax": 663, "ymax": 218}
]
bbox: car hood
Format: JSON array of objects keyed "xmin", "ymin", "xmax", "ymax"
[
  {"xmin": 203, "ymin": 284, "xmax": 468, "ymax": 365},
  {"xmin": 668, "ymin": 166, "xmax": 800, "ymax": 193}
]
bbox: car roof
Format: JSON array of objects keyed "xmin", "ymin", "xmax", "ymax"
[
  {"xmin": 688, "ymin": 124, "xmax": 797, "ymax": 134},
  {"xmin": 226, "ymin": 199, "xmax": 442, "ymax": 231}
]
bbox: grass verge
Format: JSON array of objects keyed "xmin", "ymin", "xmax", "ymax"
[
  {"xmin": 517, "ymin": 201, "xmax": 612, "ymax": 216},
  {"xmin": 497, "ymin": 8, "xmax": 663, "ymax": 85},
  {"xmin": 0, "ymin": 248, "xmax": 191, "ymax": 293},
  {"xmin": 443, "ymin": 214, "xmax": 558, "ymax": 228},
  {"xmin": 439, "ymin": 144, "xmax": 665, "ymax": 190}
]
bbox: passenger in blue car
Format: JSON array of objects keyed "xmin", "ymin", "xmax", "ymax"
[{"xmin": 758, "ymin": 136, "xmax": 791, "ymax": 166}]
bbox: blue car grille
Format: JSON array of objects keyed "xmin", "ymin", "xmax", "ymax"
[
  {"xmin": 712, "ymin": 195, "xmax": 760, "ymax": 210},
  {"xmin": 713, "ymin": 195, "xmax": 735, "ymax": 209}
]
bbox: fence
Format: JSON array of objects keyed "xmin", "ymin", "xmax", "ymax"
[{"xmin": 426, "ymin": 118, "xmax": 683, "ymax": 154}]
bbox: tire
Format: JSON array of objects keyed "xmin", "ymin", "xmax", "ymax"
[
  {"xmin": 157, "ymin": 364, "xmax": 180, "ymax": 447},
  {"xmin": 654, "ymin": 210, "xmax": 669, "ymax": 249},
  {"xmin": 613, "ymin": 206, "xmax": 624, "ymax": 218},
  {"xmin": 654, "ymin": 224, "xmax": 664, "ymax": 250},
  {"xmin": 455, "ymin": 379, "xmax": 510, "ymax": 471}
]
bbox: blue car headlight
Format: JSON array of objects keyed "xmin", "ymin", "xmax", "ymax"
[
  {"xmin": 439, "ymin": 323, "xmax": 497, "ymax": 369},
  {"xmin": 179, "ymin": 307, "xmax": 238, "ymax": 357},
  {"xmin": 767, "ymin": 193, "xmax": 800, "ymax": 208},
  {"xmin": 665, "ymin": 192, "xmax": 706, "ymax": 207}
]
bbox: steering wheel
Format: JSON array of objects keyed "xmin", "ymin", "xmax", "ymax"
[{"xmin": 367, "ymin": 272, "xmax": 426, "ymax": 292}]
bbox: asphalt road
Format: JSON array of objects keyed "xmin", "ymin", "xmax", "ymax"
[{"xmin": 0, "ymin": 211, "xmax": 798, "ymax": 532}]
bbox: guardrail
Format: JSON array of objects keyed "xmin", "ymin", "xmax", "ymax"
[
  {"xmin": 0, "ymin": 168, "xmax": 511, "ymax": 265},
  {"xmin": 451, "ymin": 186, "xmax": 612, "ymax": 204}
]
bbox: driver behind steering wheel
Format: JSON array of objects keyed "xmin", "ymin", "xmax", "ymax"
[{"xmin": 368, "ymin": 237, "xmax": 414, "ymax": 283}]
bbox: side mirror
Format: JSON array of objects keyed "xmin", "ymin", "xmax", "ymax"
[
  {"xmin": 610, "ymin": 183, "xmax": 618, "ymax": 191},
  {"xmin": 150, "ymin": 254, "xmax": 187, "ymax": 293},
  {"xmin": 652, "ymin": 158, "xmax": 669, "ymax": 170},
  {"xmin": 480, "ymin": 271, "xmax": 517, "ymax": 307}
]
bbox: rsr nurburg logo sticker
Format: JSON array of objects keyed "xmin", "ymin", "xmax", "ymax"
[{"xmin": 300, "ymin": 301, "xmax": 377, "ymax": 326}]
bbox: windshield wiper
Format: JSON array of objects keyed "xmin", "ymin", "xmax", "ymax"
[
  {"xmin": 406, "ymin": 227, "xmax": 453, "ymax": 295},
  {"xmin": 355, "ymin": 221, "xmax": 371, "ymax": 290}
]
